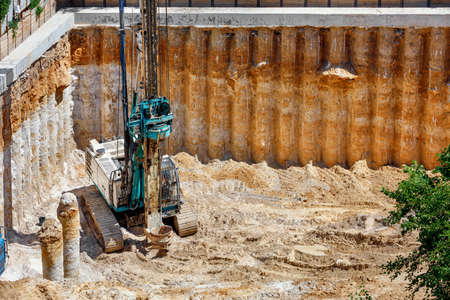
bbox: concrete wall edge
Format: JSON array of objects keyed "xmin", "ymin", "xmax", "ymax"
[
  {"xmin": 0, "ymin": 7, "xmax": 449, "ymax": 94},
  {"xmin": 0, "ymin": 11, "xmax": 74, "ymax": 94},
  {"xmin": 74, "ymin": 7, "xmax": 450, "ymax": 28}
]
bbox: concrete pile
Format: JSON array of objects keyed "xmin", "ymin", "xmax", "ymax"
[
  {"xmin": 57, "ymin": 192, "xmax": 80, "ymax": 280},
  {"xmin": 39, "ymin": 192, "xmax": 80, "ymax": 281},
  {"xmin": 39, "ymin": 219, "xmax": 63, "ymax": 281}
]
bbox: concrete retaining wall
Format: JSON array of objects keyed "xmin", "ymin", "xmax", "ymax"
[
  {"xmin": 60, "ymin": 0, "xmax": 449, "ymax": 8},
  {"xmin": 76, "ymin": 7, "xmax": 450, "ymax": 27},
  {"xmin": 68, "ymin": 8, "xmax": 450, "ymax": 170},
  {"xmin": 2, "ymin": 7, "xmax": 448, "ymax": 93},
  {"xmin": 71, "ymin": 25, "xmax": 450, "ymax": 170},
  {"xmin": 1, "ymin": 7, "xmax": 449, "ymax": 94}
]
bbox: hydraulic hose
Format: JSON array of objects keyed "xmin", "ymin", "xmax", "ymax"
[
  {"xmin": 120, "ymin": 0, "xmax": 129, "ymax": 163},
  {"xmin": 119, "ymin": 0, "xmax": 131, "ymax": 195}
]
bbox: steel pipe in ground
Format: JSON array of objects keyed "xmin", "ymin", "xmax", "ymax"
[
  {"xmin": 39, "ymin": 218, "xmax": 63, "ymax": 281},
  {"xmin": 57, "ymin": 192, "xmax": 80, "ymax": 279}
]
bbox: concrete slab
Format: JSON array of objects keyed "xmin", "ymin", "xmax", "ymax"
[{"xmin": 74, "ymin": 7, "xmax": 450, "ymax": 27}]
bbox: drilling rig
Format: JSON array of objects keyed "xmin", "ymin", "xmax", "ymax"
[{"xmin": 81, "ymin": 0, "xmax": 197, "ymax": 252}]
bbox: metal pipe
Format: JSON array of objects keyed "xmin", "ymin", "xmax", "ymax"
[
  {"xmin": 119, "ymin": 0, "xmax": 132, "ymax": 201},
  {"xmin": 120, "ymin": 0, "xmax": 130, "ymax": 170}
]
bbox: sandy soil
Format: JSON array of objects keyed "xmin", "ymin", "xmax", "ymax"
[{"xmin": 0, "ymin": 152, "xmax": 420, "ymax": 299}]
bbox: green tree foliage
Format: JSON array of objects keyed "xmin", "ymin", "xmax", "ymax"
[
  {"xmin": 0, "ymin": 0, "xmax": 10, "ymax": 23},
  {"xmin": 7, "ymin": 15, "xmax": 17, "ymax": 37},
  {"xmin": 382, "ymin": 146, "xmax": 450, "ymax": 299},
  {"xmin": 30, "ymin": 0, "xmax": 43, "ymax": 17},
  {"xmin": 35, "ymin": 5, "xmax": 43, "ymax": 16},
  {"xmin": 349, "ymin": 286, "xmax": 372, "ymax": 300},
  {"xmin": 29, "ymin": 0, "xmax": 40, "ymax": 9}
]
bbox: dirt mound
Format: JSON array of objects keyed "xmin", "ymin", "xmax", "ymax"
[
  {"xmin": 1, "ymin": 153, "xmax": 418, "ymax": 298},
  {"xmin": 0, "ymin": 278, "xmax": 62, "ymax": 300},
  {"xmin": 72, "ymin": 281, "xmax": 148, "ymax": 299},
  {"xmin": 0, "ymin": 278, "xmax": 149, "ymax": 300}
]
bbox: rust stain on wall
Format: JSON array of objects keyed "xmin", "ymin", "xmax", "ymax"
[{"xmin": 70, "ymin": 26, "xmax": 450, "ymax": 169}]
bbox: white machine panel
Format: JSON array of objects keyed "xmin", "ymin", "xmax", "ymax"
[{"xmin": 86, "ymin": 139, "xmax": 125, "ymax": 209}]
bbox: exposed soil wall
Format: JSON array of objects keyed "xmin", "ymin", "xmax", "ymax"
[
  {"xmin": 70, "ymin": 26, "xmax": 450, "ymax": 170},
  {"xmin": 69, "ymin": 27, "xmax": 134, "ymax": 149},
  {"xmin": 0, "ymin": 35, "xmax": 88, "ymax": 231}
]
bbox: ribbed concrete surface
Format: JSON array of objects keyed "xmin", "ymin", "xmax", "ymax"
[
  {"xmin": 71, "ymin": 26, "xmax": 449, "ymax": 169},
  {"xmin": 0, "ymin": 36, "xmax": 79, "ymax": 231}
]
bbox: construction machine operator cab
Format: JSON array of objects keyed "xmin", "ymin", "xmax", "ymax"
[{"xmin": 160, "ymin": 155, "xmax": 182, "ymax": 217}]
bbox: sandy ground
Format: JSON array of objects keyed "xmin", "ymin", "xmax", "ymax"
[{"xmin": 0, "ymin": 152, "xmax": 420, "ymax": 299}]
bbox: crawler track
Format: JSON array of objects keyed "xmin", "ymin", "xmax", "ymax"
[
  {"xmin": 77, "ymin": 186, "xmax": 124, "ymax": 253},
  {"xmin": 174, "ymin": 204, "xmax": 198, "ymax": 237}
]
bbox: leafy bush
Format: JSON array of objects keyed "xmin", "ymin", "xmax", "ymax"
[
  {"xmin": 30, "ymin": 0, "xmax": 43, "ymax": 17},
  {"xmin": 349, "ymin": 286, "xmax": 372, "ymax": 300},
  {"xmin": 29, "ymin": 0, "xmax": 40, "ymax": 9},
  {"xmin": 382, "ymin": 146, "xmax": 450, "ymax": 299},
  {"xmin": 35, "ymin": 5, "xmax": 43, "ymax": 16},
  {"xmin": 8, "ymin": 16, "xmax": 18, "ymax": 37}
]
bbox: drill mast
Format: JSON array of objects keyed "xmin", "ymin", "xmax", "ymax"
[
  {"xmin": 82, "ymin": 0, "xmax": 196, "ymax": 254},
  {"xmin": 119, "ymin": 0, "xmax": 172, "ymax": 231},
  {"xmin": 141, "ymin": 0, "xmax": 159, "ymax": 99}
]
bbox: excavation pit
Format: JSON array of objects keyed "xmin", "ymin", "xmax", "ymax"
[{"xmin": 0, "ymin": 7, "xmax": 448, "ymax": 299}]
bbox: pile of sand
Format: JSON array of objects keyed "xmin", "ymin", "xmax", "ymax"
[{"xmin": 1, "ymin": 152, "xmax": 419, "ymax": 299}]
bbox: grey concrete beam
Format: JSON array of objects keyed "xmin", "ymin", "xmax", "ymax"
[
  {"xmin": 0, "ymin": 74, "xmax": 7, "ymax": 92},
  {"xmin": 74, "ymin": 7, "xmax": 450, "ymax": 28}
]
